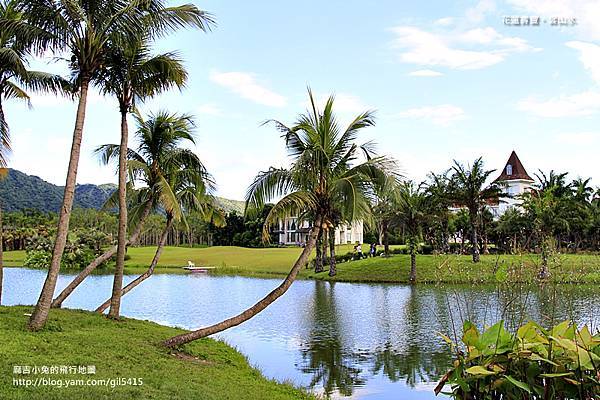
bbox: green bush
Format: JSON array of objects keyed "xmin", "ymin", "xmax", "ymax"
[{"xmin": 437, "ymin": 320, "xmax": 600, "ymax": 399}]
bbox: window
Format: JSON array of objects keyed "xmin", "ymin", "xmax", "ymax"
[{"xmin": 506, "ymin": 164, "xmax": 512, "ymax": 175}]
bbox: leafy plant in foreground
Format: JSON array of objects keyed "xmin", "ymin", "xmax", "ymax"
[{"xmin": 436, "ymin": 319, "xmax": 600, "ymax": 399}]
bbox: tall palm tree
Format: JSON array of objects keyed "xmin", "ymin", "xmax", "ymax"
[
  {"xmin": 99, "ymin": 38, "xmax": 188, "ymax": 319},
  {"xmin": 424, "ymin": 171, "xmax": 452, "ymax": 253},
  {"xmin": 51, "ymin": 110, "xmax": 207, "ymax": 307},
  {"xmin": 449, "ymin": 158, "xmax": 501, "ymax": 263},
  {"xmin": 163, "ymin": 89, "xmax": 396, "ymax": 347},
  {"xmin": 372, "ymin": 174, "xmax": 400, "ymax": 257},
  {"xmin": 94, "ymin": 121, "xmax": 222, "ymax": 312},
  {"xmin": 0, "ymin": 0, "xmax": 67, "ymax": 306},
  {"xmin": 395, "ymin": 181, "xmax": 428, "ymax": 283},
  {"xmin": 20, "ymin": 0, "xmax": 213, "ymax": 331}
]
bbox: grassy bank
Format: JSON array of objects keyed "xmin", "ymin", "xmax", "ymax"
[
  {"xmin": 0, "ymin": 306, "xmax": 313, "ymax": 400},
  {"xmin": 4, "ymin": 246, "xmax": 600, "ymax": 283}
]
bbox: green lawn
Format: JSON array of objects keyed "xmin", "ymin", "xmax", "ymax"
[
  {"xmin": 0, "ymin": 306, "xmax": 314, "ymax": 400},
  {"xmin": 4, "ymin": 246, "xmax": 600, "ymax": 283}
]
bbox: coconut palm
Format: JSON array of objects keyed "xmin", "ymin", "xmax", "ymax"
[
  {"xmin": 162, "ymin": 89, "xmax": 397, "ymax": 347},
  {"xmin": 371, "ymin": 174, "xmax": 400, "ymax": 257},
  {"xmin": 395, "ymin": 181, "xmax": 428, "ymax": 283},
  {"xmin": 51, "ymin": 110, "xmax": 212, "ymax": 308},
  {"xmin": 449, "ymin": 158, "xmax": 501, "ymax": 263},
  {"xmin": 0, "ymin": 0, "xmax": 67, "ymax": 306},
  {"xmin": 98, "ymin": 38, "xmax": 188, "ymax": 319},
  {"xmin": 94, "ymin": 141, "xmax": 222, "ymax": 313},
  {"xmin": 20, "ymin": 0, "xmax": 214, "ymax": 331},
  {"xmin": 0, "ymin": 0, "xmax": 68, "ymax": 165}
]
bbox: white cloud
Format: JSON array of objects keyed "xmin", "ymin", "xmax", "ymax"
[
  {"xmin": 209, "ymin": 71, "xmax": 286, "ymax": 108},
  {"xmin": 566, "ymin": 41, "xmax": 600, "ymax": 84},
  {"xmin": 397, "ymin": 104, "xmax": 466, "ymax": 126},
  {"xmin": 466, "ymin": 0, "xmax": 496, "ymax": 23},
  {"xmin": 434, "ymin": 17, "xmax": 454, "ymax": 26},
  {"xmin": 554, "ymin": 131, "xmax": 600, "ymax": 144},
  {"xmin": 197, "ymin": 103, "xmax": 223, "ymax": 116},
  {"xmin": 389, "ymin": 26, "xmax": 538, "ymax": 70},
  {"xmin": 508, "ymin": 0, "xmax": 600, "ymax": 40},
  {"xmin": 407, "ymin": 69, "xmax": 444, "ymax": 77},
  {"xmin": 517, "ymin": 91, "xmax": 600, "ymax": 117}
]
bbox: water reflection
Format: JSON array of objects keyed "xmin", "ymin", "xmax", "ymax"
[{"xmin": 3, "ymin": 268, "xmax": 599, "ymax": 400}]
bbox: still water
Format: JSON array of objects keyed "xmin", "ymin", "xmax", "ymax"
[{"xmin": 3, "ymin": 267, "xmax": 600, "ymax": 399}]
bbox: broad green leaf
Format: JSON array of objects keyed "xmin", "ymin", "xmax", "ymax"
[
  {"xmin": 517, "ymin": 322, "xmax": 538, "ymax": 341},
  {"xmin": 549, "ymin": 336, "xmax": 577, "ymax": 352},
  {"xmin": 551, "ymin": 320, "xmax": 571, "ymax": 337},
  {"xmin": 540, "ymin": 372, "xmax": 574, "ymax": 378},
  {"xmin": 505, "ymin": 375, "xmax": 531, "ymax": 393},
  {"xmin": 465, "ymin": 366, "xmax": 497, "ymax": 376},
  {"xmin": 577, "ymin": 326, "xmax": 593, "ymax": 348}
]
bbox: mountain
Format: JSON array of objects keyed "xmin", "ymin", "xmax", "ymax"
[
  {"xmin": 0, "ymin": 169, "xmax": 244, "ymax": 214},
  {"xmin": 214, "ymin": 197, "xmax": 245, "ymax": 214}
]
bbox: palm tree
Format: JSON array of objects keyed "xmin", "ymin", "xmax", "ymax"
[
  {"xmin": 21, "ymin": 0, "xmax": 213, "ymax": 331},
  {"xmin": 51, "ymin": 110, "xmax": 208, "ymax": 307},
  {"xmin": 449, "ymin": 158, "xmax": 501, "ymax": 263},
  {"xmin": 0, "ymin": 0, "xmax": 67, "ymax": 306},
  {"xmin": 372, "ymin": 174, "xmax": 400, "ymax": 257},
  {"xmin": 162, "ymin": 89, "xmax": 396, "ymax": 347},
  {"xmin": 94, "ymin": 123, "xmax": 221, "ymax": 312},
  {"xmin": 99, "ymin": 38, "xmax": 188, "ymax": 319},
  {"xmin": 424, "ymin": 171, "xmax": 452, "ymax": 253},
  {"xmin": 395, "ymin": 181, "xmax": 428, "ymax": 283},
  {"xmin": 0, "ymin": 0, "xmax": 68, "ymax": 164}
]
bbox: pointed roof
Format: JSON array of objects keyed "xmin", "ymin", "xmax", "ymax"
[{"xmin": 494, "ymin": 151, "xmax": 534, "ymax": 182}]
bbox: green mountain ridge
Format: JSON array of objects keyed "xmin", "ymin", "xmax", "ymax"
[{"xmin": 0, "ymin": 169, "xmax": 244, "ymax": 214}]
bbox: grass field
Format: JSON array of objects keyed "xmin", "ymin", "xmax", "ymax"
[
  {"xmin": 0, "ymin": 306, "xmax": 314, "ymax": 400},
  {"xmin": 4, "ymin": 245, "xmax": 600, "ymax": 283}
]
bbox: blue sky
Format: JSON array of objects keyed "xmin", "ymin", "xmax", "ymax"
[{"xmin": 5, "ymin": 0, "xmax": 600, "ymax": 199}]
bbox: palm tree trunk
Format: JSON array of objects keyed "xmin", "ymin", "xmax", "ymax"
[
  {"xmin": 470, "ymin": 212, "xmax": 480, "ymax": 263},
  {"xmin": 162, "ymin": 215, "xmax": 322, "ymax": 347},
  {"xmin": 28, "ymin": 80, "xmax": 90, "ymax": 331},
  {"xmin": 321, "ymin": 228, "xmax": 328, "ymax": 266},
  {"xmin": 107, "ymin": 110, "xmax": 129, "ymax": 319},
  {"xmin": 315, "ymin": 229, "xmax": 323, "ymax": 273},
  {"xmin": 51, "ymin": 200, "xmax": 152, "ymax": 308},
  {"xmin": 383, "ymin": 219, "xmax": 390, "ymax": 257},
  {"xmin": 328, "ymin": 227, "xmax": 336, "ymax": 277},
  {"xmin": 96, "ymin": 215, "xmax": 173, "ymax": 313},
  {"xmin": 409, "ymin": 239, "xmax": 417, "ymax": 284},
  {"xmin": 0, "ymin": 201, "xmax": 3, "ymax": 305}
]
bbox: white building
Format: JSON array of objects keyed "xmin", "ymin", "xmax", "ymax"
[
  {"xmin": 275, "ymin": 217, "xmax": 363, "ymax": 246},
  {"xmin": 489, "ymin": 151, "xmax": 535, "ymax": 218}
]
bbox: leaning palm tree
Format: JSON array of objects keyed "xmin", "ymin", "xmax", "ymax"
[
  {"xmin": 395, "ymin": 181, "xmax": 428, "ymax": 283},
  {"xmin": 162, "ymin": 89, "xmax": 397, "ymax": 347},
  {"xmin": 95, "ymin": 145, "xmax": 222, "ymax": 313},
  {"xmin": 51, "ymin": 110, "xmax": 206, "ymax": 308},
  {"xmin": 98, "ymin": 38, "xmax": 188, "ymax": 319},
  {"xmin": 19, "ymin": 0, "xmax": 213, "ymax": 331},
  {"xmin": 449, "ymin": 158, "xmax": 501, "ymax": 263}
]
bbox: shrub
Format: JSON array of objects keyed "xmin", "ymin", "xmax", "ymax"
[{"xmin": 437, "ymin": 320, "xmax": 600, "ymax": 399}]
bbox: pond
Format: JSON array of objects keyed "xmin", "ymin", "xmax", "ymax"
[{"xmin": 3, "ymin": 267, "xmax": 600, "ymax": 399}]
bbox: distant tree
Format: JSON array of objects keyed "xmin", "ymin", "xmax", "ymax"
[
  {"xmin": 395, "ymin": 181, "xmax": 428, "ymax": 283},
  {"xmin": 448, "ymin": 158, "xmax": 501, "ymax": 263}
]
